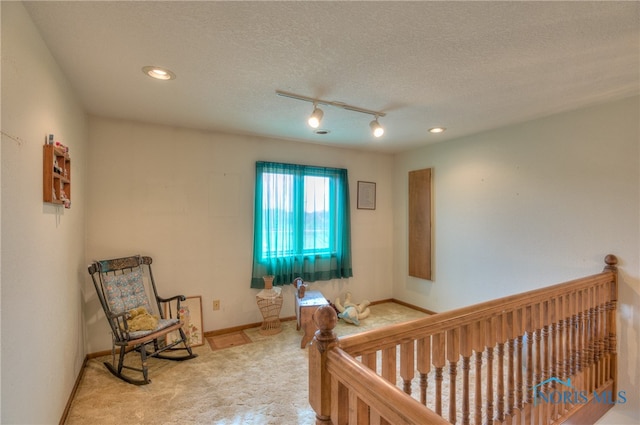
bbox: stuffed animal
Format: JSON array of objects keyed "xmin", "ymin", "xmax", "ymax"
[
  {"xmin": 124, "ymin": 306, "xmax": 159, "ymax": 332},
  {"xmin": 334, "ymin": 292, "xmax": 371, "ymax": 326}
]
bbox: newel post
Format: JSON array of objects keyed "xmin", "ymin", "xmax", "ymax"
[
  {"xmin": 603, "ymin": 254, "xmax": 619, "ymax": 395},
  {"xmin": 309, "ymin": 305, "xmax": 339, "ymax": 425},
  {"xmin": 603, "ymin": 254, "xmax": 618, "ymax": 274}
]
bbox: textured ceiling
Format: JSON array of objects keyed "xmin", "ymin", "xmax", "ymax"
[{"xmin": 24, "ymin": 1, "xmax": 640, "ymax": 153}]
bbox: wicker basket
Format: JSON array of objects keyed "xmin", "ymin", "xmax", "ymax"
[{"xmin": 256, "ymin": 290, "xmax": 283, "ymax": 335}]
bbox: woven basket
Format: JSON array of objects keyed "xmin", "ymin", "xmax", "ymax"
[{"xmin": 256, "ymin": 293, "xmax": 283, "ymax": 335}]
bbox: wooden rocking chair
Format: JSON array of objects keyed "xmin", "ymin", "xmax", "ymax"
[{"xmin": 88, "ymin": 255, "xmax": 197, "ymax": 385}]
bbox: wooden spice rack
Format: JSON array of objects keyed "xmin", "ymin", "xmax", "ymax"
[{"xmin": 43, "ymin": 144, "xmax": 71, "ymax": 208}]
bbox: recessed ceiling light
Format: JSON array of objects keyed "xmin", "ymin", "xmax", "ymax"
[
  {"xmin": 142, "ymin": 66, "xmax": 176, "ymax": 80},
  {"xmin": 429, "ymin": 127, "xmax": 446, "ymax": 134},
  {"xmin": 314, "ymin": 129, "xmax": 330, "ymax": 135}
]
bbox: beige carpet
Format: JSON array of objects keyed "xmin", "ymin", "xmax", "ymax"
[{"xmin": 65, "ymin": 302, "xmax": 428, "ymax": 425}]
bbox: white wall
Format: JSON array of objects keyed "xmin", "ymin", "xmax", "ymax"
[
  {"xmin": 393, "ymin": 96, "xmax": 640, "ymax": 423},
  {"xmin": 85, "ymin": 117, "xmax": 395, "ymax": 352},
  {"xmin": 1, "ymin": 2, "xmax": 88, "ymax": 424},
  {"xmin": 3, "ymin": 3, "xmax": 638, "ymax": 423}
]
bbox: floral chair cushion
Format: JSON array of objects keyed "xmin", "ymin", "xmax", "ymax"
[{"xmin": 103, "ymin": 267, "xmax": 152, "ymax": 315}]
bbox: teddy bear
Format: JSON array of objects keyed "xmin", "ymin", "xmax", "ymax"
[
  {"xmin": 334, "ymin": 292, "xmax": 371, "ymax": 326},
  {"xmin": 124, "ymin": 306, "xmax": 159, "ymax": 332}
]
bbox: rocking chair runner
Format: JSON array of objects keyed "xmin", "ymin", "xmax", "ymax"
[{"xmin": 88, "ymin": 255, "xmax": 197, "ymax": 385}]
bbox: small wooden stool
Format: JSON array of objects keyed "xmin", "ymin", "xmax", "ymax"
[{"xmin": 295, "ymin": 290, "xmax": 328, "ymax": 348}]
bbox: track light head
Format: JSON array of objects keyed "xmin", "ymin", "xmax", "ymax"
[
  {"xmin": 370, "ymin": 118, "xmax": 384, "ymax": 138},
  {"xmin": 308, "ymin": 106, "xmax": 324, "ymax": 129},
  {"xmin": 276, "ymin": 90, "xmax": 388, "ymax": 136}
]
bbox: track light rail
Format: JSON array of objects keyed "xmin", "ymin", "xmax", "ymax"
[{"xmin": 276, "ymin": 90, "xmax": 386, "ymax": 118}]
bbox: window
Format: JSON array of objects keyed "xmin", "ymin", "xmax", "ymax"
[{"xmin": 250, "ymin": 161, "xmax": 353, "ymax": 288}]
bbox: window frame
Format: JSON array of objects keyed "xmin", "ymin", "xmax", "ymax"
[{"xmin": 259, "ymin": 168, "xmax": 336, "ymax": 259}]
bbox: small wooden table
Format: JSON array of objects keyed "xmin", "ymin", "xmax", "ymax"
[{"xmin": 295, "ymin": 290, "xmax": 329, "ymax": 348}]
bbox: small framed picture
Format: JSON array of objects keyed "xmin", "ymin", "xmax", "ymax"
[
  {"xmin": 166, "ymin": 295, "xmax": 204, "ymax": 347},
  {"xmin": 357, "ymin": 181, "xmax": 376, "ymax": 210}
]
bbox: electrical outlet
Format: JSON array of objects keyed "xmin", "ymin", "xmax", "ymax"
[{"xmin": 212, "ymin": 299, "xmax": 220, "ymax": 311}]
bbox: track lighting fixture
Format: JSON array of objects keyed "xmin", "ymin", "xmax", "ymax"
[
  {"xmin": 370, "ymin": 117, "xmax": 384, "ymax": 138},
  {"xmin": 308, "ymin": 105, "xmax": 324, "ymax": 129},
  {"xmin": 276, "ymin": 90, "xmax": 386, "ymax": 137}
]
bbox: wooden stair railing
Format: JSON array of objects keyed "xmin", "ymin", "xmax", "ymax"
[{"xmin": 309, "ymin": 255, "xmax": 618, "ymax": 425}]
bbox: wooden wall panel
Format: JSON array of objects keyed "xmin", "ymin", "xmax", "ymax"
[{"xmin": 408, "ymin": 168, "xmax": 432, "ymax": 280}]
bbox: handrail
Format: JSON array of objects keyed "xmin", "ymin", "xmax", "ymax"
[
  {"xmin": 340, "ymin": 268, "xmax": 616, "ymax": 356},
  {"xmin": 309, "ymin": 254, "xmax": 618, "ymax": 425}
]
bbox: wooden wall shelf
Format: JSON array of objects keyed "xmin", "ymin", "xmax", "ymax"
[{"xmin": 43, "ymin": 144, "xmax": 71, "ymax": 208}]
